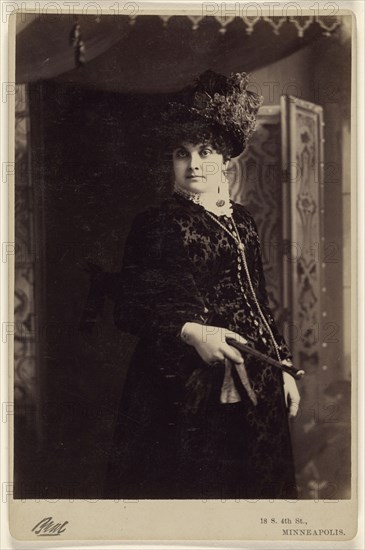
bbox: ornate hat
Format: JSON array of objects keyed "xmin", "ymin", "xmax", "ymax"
[{"xmin": 160, "ymin": 70, "xmax": 264, "ymax": 158}]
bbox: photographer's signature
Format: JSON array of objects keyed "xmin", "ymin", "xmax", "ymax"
[{"xmin": 32, "ymin": 517, "xmax": 69, "ymax": 536}]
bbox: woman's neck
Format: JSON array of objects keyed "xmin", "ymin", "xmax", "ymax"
[{"xmin": 173, "ymin": 181, "xmax": 233, "ymax": 217}]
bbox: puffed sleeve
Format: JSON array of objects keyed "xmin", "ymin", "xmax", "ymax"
[
  {"xmin": 247, "ymin": 211, "xmax": 293, "ymax": 363},
  {"xmin": 114, "ymin": 206, "xmax": 211, "ymax": 343}
]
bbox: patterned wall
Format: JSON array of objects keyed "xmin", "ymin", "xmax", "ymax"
[{"xmin": 14, "ymin": 84, "xmax": 38, "ymax": 424}]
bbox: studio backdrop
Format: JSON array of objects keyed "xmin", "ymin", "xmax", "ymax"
[{"xmin": 14, "ymin": 12, "xmax": 351, "ymax": 499}]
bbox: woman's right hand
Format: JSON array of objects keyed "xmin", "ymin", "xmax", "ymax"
[{"xmin": 181, "ymin": 322, "xmax": 247, "ymax": 366}]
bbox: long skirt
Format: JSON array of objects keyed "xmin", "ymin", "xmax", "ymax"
[{"xmin": 104, "ymin": 397, "xmax": 298, "ymax": 500}]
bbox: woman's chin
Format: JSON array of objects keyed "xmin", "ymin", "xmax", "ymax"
[{"xmin": 184, "ymin": 180, "xmax": 209, "ymax": 193}]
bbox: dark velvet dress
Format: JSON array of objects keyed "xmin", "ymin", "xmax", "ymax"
[{"xmin": 105, "ymin": 191, "xmax": 297, "ymax": 500}]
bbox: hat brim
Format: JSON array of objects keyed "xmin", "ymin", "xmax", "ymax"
[{"xmin": 157, "ymin": 105, "xmax": 245, "ymax": 158}]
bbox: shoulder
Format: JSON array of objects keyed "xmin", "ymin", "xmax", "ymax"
[
  {"xmin": 129, "ymin": 203, "xmax": 171, "ymax": 236},
  {"xmin": 128, "ymin": 200, "xmax": 187, "ymax": 245},
  {"xmin": 133, "ymin": 196, "xmax": 186, "ymax": 222},
  {"xmin": 231, "ymin": 201, "xmax": 258, "ymax": 231},
  {"xmin": 137, "ymin": 196, "xmax": 199, "ymax": 230}
]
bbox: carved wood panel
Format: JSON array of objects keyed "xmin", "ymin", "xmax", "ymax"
[{"xmin": 283, "ymin": 95, "xmax": 324, "ymax": 369}]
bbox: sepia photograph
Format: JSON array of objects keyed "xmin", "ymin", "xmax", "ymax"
[{"xmin": 6, "ymin": 1, "xmax": 359, "ymax": 542}]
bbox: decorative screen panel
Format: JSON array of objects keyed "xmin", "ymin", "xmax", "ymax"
[{"xmin": 282, "ymin": 95, "xmax": 324, "ymax": 369}]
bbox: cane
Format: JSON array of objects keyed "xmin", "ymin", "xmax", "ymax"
[{"xmin": 226, "ymin": 337, "xmax": 305, "ymax": 381}]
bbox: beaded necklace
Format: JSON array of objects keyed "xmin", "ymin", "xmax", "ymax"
[{"xmin": 203, "ymin": 209, "xmax": 282, "ymax": 364}]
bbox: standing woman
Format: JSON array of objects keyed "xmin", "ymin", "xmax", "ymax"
[{"xmin": 105, "ymin": 71, "xmax": 301, "ymax": 500}]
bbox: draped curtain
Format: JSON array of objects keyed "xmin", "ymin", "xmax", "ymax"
[{"xmin": 16, "ymin": 14, "xmax": 342, "ymax": 90}]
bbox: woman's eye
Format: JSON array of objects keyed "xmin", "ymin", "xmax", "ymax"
[
  {"xmin": 201, "ymin": 149, "xmax": 212, "ymax": 157},
  {"xmin": 175, "ymin": 149, "xmax": 188, "ymax": 159}
]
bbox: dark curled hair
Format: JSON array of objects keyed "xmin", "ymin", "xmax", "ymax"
[{"xmin": 161, "ymin": 120, "xmax": 234, "ymax": 162}]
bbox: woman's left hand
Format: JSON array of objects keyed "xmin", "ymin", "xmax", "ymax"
[{"xmin": 282, "ymin": 364, "xmax": 301, "ymax": 418}]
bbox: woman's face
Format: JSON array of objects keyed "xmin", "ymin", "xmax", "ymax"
[{"xmin": 172, "ymin": 142, "xmax": 228, "ymax": 194}]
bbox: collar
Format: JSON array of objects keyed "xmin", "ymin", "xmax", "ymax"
[{"xmin": 173, "ymin": 182, "xmax": 233, "ymax": 217}]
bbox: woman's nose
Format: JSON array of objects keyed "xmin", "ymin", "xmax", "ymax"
[{"xmin": 189, "ymin": 152, "xmax": 202, "ymax": 171}]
